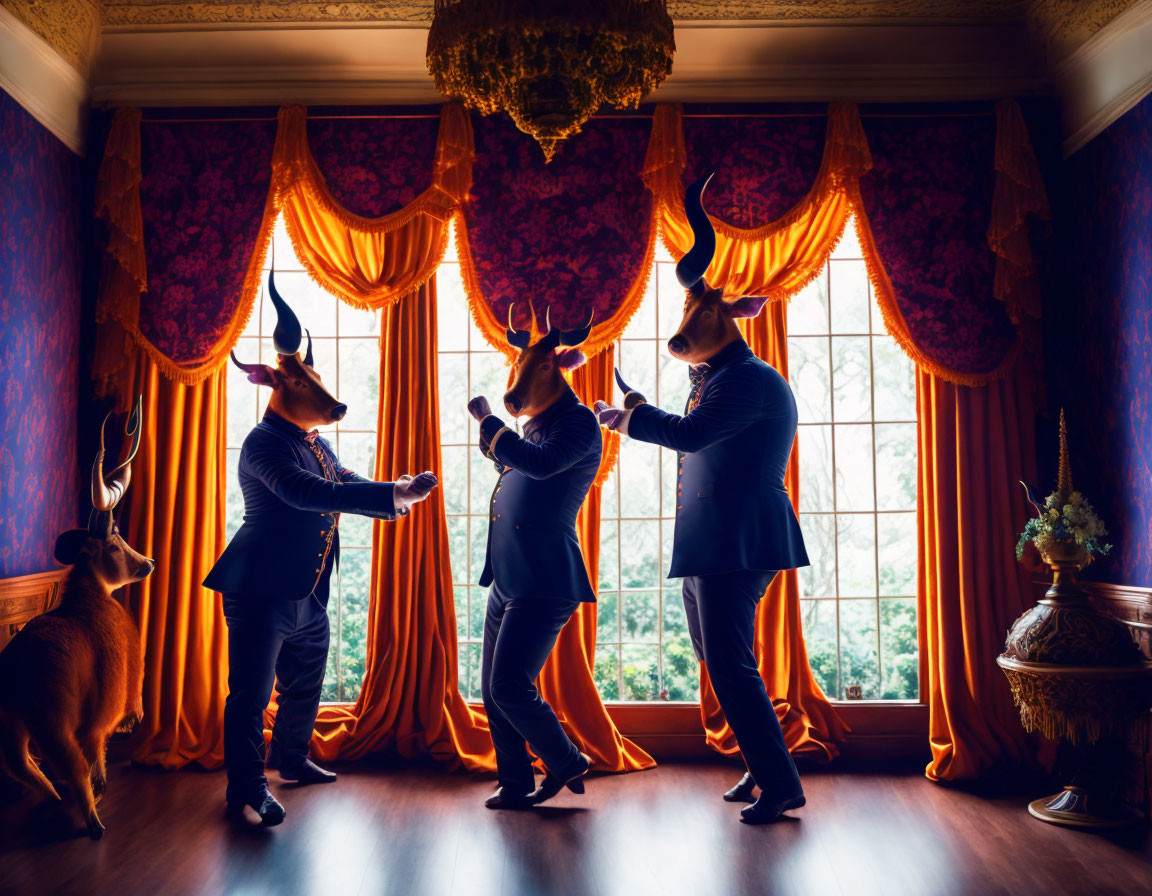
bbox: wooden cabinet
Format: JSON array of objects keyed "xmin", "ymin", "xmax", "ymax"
[{"xmin": 0, "ymin": 568, "xmax": 69, "ymax": 655}]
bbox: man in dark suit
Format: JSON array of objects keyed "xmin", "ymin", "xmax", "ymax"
[
  {"xmin": 466, "ymin": 309, "xmax": 597, "ymax": 809},
  {"xmin": 595, "ymin": 174, "xmax": 809, "ymax": 824},
  {"xmin": 205, "ymin": 276, "xmax": 436, "ymax": 826}
]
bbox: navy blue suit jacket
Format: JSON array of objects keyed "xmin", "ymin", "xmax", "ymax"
[
  {"xmin": 477, "ymin": 390, "xmax": 600, "ymax": 603},
  {"xmin": 627, "ymin": 339, "xmax": 809, "ymax": 578},
  {"xmin": 204, "ymin": 410, "xmax": 398, "ymax": 601}
]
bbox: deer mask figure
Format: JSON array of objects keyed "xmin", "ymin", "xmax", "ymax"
[
  {"xmin": 502, "ymin": 305, "xmax": 594, "ymax": 418},
  {"xmin": 0, "ymin": 399, "xmax": 153, "ymax": 840},
  {"xmin": 229, "ymin": 271, "xmax": 347, "ymax": 430},
  {"xmin": 664, "ymin": 173, "xmax": 771, "ymax": 365}
]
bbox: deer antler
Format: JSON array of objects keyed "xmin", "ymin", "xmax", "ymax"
[{"xmin": 91, "ymin": 395, "xmax": 143, "ymax": 512}]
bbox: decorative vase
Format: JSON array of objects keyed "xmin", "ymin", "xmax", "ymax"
[{"xmin": 998, "ymin": 411, "xmax": 1152, "ymax": 827}]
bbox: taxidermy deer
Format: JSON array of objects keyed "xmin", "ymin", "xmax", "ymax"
[{"xmin": 0, "ymin": 398, "xmax": 153, "ymax": 839}]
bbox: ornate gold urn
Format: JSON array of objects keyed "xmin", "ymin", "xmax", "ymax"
[{"xmin": 998, "ymin": 411, "xmax": 1152, "ymax": 826}]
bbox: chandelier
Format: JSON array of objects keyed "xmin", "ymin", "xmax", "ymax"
[{"xmin": 427, "ymin": 0, "xmax": 675, "ymax": 161}]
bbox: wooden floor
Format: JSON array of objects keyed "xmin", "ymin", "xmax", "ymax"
[{"xmin": 2, "ymin": 759, "xmax": 1150, "ymax": 896}]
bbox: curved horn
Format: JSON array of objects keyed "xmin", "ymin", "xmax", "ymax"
[
  {"xmin": 303, "ymin": 328, "xmax": 314, "ymax": 368},
  {"xmin": 506, "ymin": 303, "xmax": 532, "ymax": 349},
  {"xmin": 537, "ymin": 305, "xmax": 561, "ymax": 351},
  {"xmin": 90, "ymin": 411, "xmax": 112, "ymax": 511},
  {"xmin": 91, "ymin": 397, "xmax": 142, "ymax": 513},
  {"xmin": 675, "ymin": 172, "xmax": 716, "ymax": 295},
  {"xmin": 104, "ymin": 394, "xmax": 142, "ymax": 483},
  {"xmin": 559, "ymin": 309, "xmax": 594, "ymax": 346},
  {"xmin": 268, "ymin": 269, "xmax": 302, "ymax": 356},
  {"xmin": 230, "ymin": 350, "xmax": 263, "ymax": 376}
]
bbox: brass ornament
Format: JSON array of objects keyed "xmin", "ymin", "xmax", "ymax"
[{"xmin": 426, "ymin": 0, "xmax": 675, "ymax": 161}]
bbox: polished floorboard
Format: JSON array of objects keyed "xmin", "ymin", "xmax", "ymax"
[{"xmin": 1, "ymin": 759, "xmax": 1150, "ymax": 896}]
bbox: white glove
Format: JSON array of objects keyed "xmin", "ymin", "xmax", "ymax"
[{"xmin": 392, "ymin": 471, "xmax": 438, "ymax": 515}]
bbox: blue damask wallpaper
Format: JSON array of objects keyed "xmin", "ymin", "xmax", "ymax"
[
  {"xmin": 0, "ymin": 89, "xmax": 83, "ymax": 578},
  {"xmin": 1048, "ymin": 92, "xmax": 1152, "ymax": 587}
]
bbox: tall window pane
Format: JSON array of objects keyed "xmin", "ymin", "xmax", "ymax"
[{"xmin": 792, "ymin": 218, "xmax": 919, "ymax": 701}]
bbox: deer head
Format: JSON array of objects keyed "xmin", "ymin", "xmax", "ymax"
[
  {"xmin": 503, "ymin": 304, "xmax": 594, "ymax": 418},
  {"xmin": 666, "ymin": 173, "xmax": 770, "ymax": 364},
  {"xmin": 54, "ymin": 397, "xmax": 155, "ymax": 591},
  {"xmin": 229, "ymin": 271, "xmax": 347, "ymax": 430}
]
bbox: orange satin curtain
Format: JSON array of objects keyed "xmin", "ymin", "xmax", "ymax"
[
  {"xmin": 298, "ymin": 281, "xmax": 495, "ymax": 767},
  {"xmin": 272, "ymin": 105, "xmax": 472, "ymax": 310},
  {"xmin": 847, "ymin": 100, "xmax": 1051, "ymax": 780},
  {"xmin": 117, "ymin": 355, "xmax": 230, "ymax": 768},
  {"xmin": 645, "ymin": 103, "xmax": 872, "ymax": 302},
  {"xmin": 917, "ymin": 360, "xmax": 1042, "ymax": 781},
  {"xmin": 534, "ymin": 351, "xmax": 655, "ymax": 772},
  {"xmin": 95, "ymin": 109, "xmax": 272, "ymax": 768}
]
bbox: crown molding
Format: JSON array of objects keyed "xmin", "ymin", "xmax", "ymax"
[
  {"xmin": 0, "ymin": 6, "xmax": 89, "ymax": 155},
  {"xmin": 1056, "ymin": 0, "xmax": 1152, "ymax": 155},
  {"xmin": 100, "ymin": 1, "xmax": 1026, "ymax": 30},
  {"xmin": 91, "ymin": 19, "xmax": 1046, "ymax": 107}
]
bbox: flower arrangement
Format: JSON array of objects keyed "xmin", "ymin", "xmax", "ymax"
[
  {"xmin": 1016, "ymin": 409, "xmax": 1112, "ymax": 563},
  {"xmin": 1016, "ymin": 489, "xmax": 1112, "ymax": 561}
]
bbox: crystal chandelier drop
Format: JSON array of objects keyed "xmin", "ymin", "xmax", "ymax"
[{"xmin": 427, "ymin": 0, "xmax": 675, "ymax": 161}]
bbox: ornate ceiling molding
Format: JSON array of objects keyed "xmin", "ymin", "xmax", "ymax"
[
  {"xmin": 100, "ymin": 0, "xmax": 1025, "ymax": 29},
  {"xmin": 0, "ymin": 5, "xmax": 89, "ymax": 153},
  {"xmin": 1027, "ymin": 0, "xmax": 1141, "ymax": 60},
  {"xmin": 0, "ymin": 0, "xmax": 100, "ymax": 74},
  {"xmin": 1051, "ymin": 0, "xmax": 1152, "ymax": 154}
]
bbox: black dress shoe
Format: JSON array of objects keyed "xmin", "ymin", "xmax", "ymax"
[
  {"xmin": 484, "ymin": 786, "xmax": 535, "ymax": 810},
  {"xmin": 740, "ymin": 793, "xmax": 805, "ymax": 825},
  {"xmin": 279, "ymin": 758, "xmax": 337, "ymax": 785},
  {"xmin": 723, "ymin": 772, "xmax": 757, "ymax": 803},
  {"xmin": 530, "ymin": 753, "xmax": 591, "ymax": 805},
  {"xmin": 226, "ymin": 785, "xmax": 287, "ymax": 826}
]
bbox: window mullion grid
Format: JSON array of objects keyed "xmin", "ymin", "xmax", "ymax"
[
  {"xmin": 826, "ymin": 264, "xmax": 842, "ymax": 700},
  {"xmin": 869, "ymin": 289, "xmax": 883, "ymax": 699},
  {"xmin": 334, "ymin": 282, "xmax": 344, "ymax": 702},
  {"xmin": 465, "ymin": 268, "xmax": 474, "ymax": 700},
  {"xmin": 616, "ymin": 336, "xmax": 624, "ymax": 700},
  {"xmin": 653, "ymin": 271, "xmax": 663, "ymax": 697}
]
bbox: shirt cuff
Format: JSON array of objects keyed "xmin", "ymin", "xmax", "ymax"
[{"xmin": 488, "ymin": 426, "xmax": 513, "ymax": 456}]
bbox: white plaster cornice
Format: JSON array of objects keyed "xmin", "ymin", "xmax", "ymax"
[
  {"xmin": 1056, "ymin": 0, "xmax": 1152, "ymax": 155},
  {"xmin": 0, "ymin": 6, "xmax": 89, "ymax": 155}
]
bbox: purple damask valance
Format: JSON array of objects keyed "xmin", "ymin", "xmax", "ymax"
[
  {"xmin": 857, "ymin": 113, "xmax": 1018, "ymax": 378},
  {"xmin": 680, "ymin": 111, "xmax": 827, "ymax": 229},
  {"xmin": 138, "ymin": 118, "xmax": 276, "ymax": 365},
  {"xmin": 461, "ymin": 113, "xmax": 655, "ymax": 335},
  {"xmin": 306, "ymin": 112, "xmax": 441, "ymax": 219}
]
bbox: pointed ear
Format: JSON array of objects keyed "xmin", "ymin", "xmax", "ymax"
[
  {"xmin": 726, "ymin": 295, "xmax": 770, "ymax": 319},
  {"xmin": 246, "ymin": 365, "xmax": 279, "ymax": 387},
  {"xmin": 556, "ymin": 348, "xmax": 587, "ymax": 371},
  {"xmin": 54, "ymin": 529, "xmax": 89, "ymax": 565}
]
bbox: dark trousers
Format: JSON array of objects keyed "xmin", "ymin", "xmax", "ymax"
[
  {"xmin": 480, "ymin": 586, "xmax": 583, "ymax": 794},
  {"xmin": 222, "ymin": 585, "xmax": 330, "ymax": 800},
  {"xmin": 683, "ymin": 570, "xmax": 803, "ymax": 801}
]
